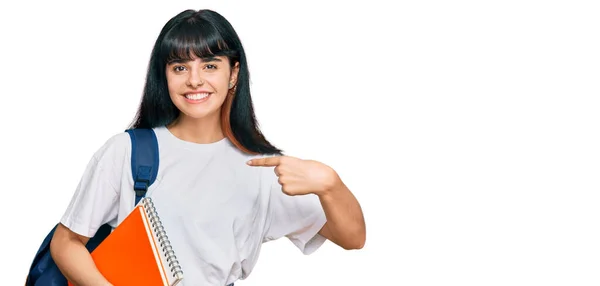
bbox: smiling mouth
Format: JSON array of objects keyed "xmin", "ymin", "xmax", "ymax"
[
  {"xmin": 185, "ymin": 92, "xmax": 211, "ymax": 100},
  {"xmin": 183, "ymin": 92, "xmax": 212, "ymax": 103}
]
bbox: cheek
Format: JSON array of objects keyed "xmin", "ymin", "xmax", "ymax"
[
  {"xmin": 207, "ymin": 71, "xmax": 232, "ymax": 88},
  {"xmin": 166, "ymin": 75, "xmax": 184, "ymax": 94}
]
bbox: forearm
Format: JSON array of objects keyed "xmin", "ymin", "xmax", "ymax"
[
  {"xmin": 318, "ymin": 180, "xmax": 366, "ymax": 249},
  {"xmin": 50, "ymin": 225, "xmax": 112, "ymax": 286}
]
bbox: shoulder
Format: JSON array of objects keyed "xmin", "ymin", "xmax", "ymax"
[{"xmin": 91, "ymin": 131, "xmax": 132, "ymax": 165}]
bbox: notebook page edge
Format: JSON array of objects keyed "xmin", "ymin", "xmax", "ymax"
[{"xmin": 139, "ymin": 205, "xmax": 170, "ymax": 285}]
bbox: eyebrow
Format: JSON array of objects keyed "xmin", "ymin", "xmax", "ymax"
[
  {"xmin": 168, "ymin": 57, "xmax": 223, "ymax": 64},
  {"xmin": 200, "ymin": 56, "xmax": 222, "ymax": 62}
]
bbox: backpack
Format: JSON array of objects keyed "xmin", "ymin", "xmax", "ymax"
[{"xmin": 24, "ymin": 128, "xmax": 160, "ymax": 286}]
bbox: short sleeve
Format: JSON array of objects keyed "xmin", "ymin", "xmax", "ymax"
[
  {"xmin": 59, "ymin": 134, "xmax": 126, "ymax": 238},
  {"xmin": 262, "ymin": 168, "xmax": 328, "ymax": 255}
]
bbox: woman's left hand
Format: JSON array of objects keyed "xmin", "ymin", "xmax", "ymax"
[{"xmin": 247, "ymin": 156, "xmax": 340, "ymax": 196}]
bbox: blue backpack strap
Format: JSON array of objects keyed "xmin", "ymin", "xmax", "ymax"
[{"xmin": 125, "ymin": 128, "xmax": 159, "ymax": 205}]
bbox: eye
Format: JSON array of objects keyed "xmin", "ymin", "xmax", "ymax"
[
  {"xmin": 205, "ymin": 64, "xmax": 217, "ymax": 70},
  {"xmin": 173, "ymin": 65, "xmax": 187, "ymax": 72}
]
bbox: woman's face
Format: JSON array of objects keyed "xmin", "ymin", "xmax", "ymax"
[{"xmin": 165, "ymin": 54, "xmax": 239, "ymax": 121}]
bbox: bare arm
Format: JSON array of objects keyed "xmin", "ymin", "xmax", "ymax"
[
  {"xmin": 317, "ymin": 177, "xmax": 366, "ymax": 250},
  {"xmin": 49, "ymin": 223, "xmax": 112, "ymax": 286}
]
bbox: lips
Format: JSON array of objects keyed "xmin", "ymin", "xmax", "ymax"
[
  {"xmin": 185, "ymin": 92, "xmax": 210, "ymax": 100},
  {"xmin": 182, "ymin": 91, "xmax": 212, "ymax": 104}
]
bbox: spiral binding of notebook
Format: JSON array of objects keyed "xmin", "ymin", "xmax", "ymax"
[{"xmin": 141, "ymin": 197, "xmax": 184, "ymax": 280}]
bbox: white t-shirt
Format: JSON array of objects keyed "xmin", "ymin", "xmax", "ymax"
[{"xmin": 60, "ymin": 126, "xmax": 328, "ymax": 285}]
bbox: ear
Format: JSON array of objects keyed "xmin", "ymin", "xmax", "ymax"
[{"xmin": 229, "ymin": 62, "xmax": 240, "ymax": 88}]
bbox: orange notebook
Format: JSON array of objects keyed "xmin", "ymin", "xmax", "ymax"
[{"xmin": 68, "ymin": 197, "xmax": 184, "ymax": 286}]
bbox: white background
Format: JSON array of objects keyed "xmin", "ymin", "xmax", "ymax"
[{"xmin": 1, "ymin": 0, "xmax": 599, "ymax": 285}]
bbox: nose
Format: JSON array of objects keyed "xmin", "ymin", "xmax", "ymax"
[{"xmin": 186, "ymin": 68, "xmax": 204, "ymax": 88}]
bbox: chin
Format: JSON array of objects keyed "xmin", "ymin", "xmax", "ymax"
[
  {"xmin": 180, "ymin": 108, "xmax": 220, "ymax": 120},
  {"xmin": 179, "ymin": 105, "xmax": 223, "ymax": 121}
]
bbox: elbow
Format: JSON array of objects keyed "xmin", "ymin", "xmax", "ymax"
[
  {"xmin": 321, "ymin": 221, "xmax": 366, "ymax": 250},
  {"xmin": 341, "ymin": 231, "xmax": 366, "ymax": 250},
  {"xmin": 342, "ymin": 243, "xmax": 363, "ymax": 250},
  {"xmin": 342, "ymin": 240, "xmax": 365, "ymax": 250}
]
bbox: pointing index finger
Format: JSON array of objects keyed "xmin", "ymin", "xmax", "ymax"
[{"xmin": 247, "ymin": 156, "xmax": 282, "ymax": 167}]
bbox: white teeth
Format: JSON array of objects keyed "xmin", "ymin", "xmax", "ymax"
[{"xmin": 185, "ymin": 93, "xmax": 210, "ymax": 100}]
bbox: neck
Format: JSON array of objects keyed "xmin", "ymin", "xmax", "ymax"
[{"xmin": 167, "ymin": 113, "xmax": 225, "ymax": 144}]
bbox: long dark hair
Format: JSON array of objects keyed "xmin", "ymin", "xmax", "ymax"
[{"xmin": 129, "ymin": 9, "xmax": 281, "ymax": 155}]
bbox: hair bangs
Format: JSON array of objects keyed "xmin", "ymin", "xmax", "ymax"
[{"xmin": 161, "ymin": 18, "xmax": 234, "ymax": 64}]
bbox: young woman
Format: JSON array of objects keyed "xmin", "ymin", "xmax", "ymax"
[{"xmin": 49, "ymin": 9, "xmax": 366, "ymax": 286}]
